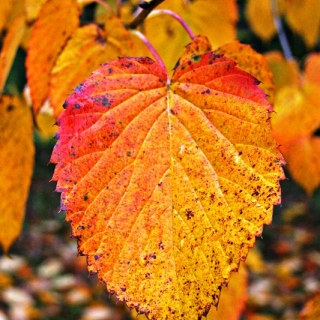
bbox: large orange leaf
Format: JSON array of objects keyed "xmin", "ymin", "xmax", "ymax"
[
  {"xmin": 0, "ymin": 15, "xmax": 26, "ymax": 94},
  {"xmin": 51, "ymin": 37, "xmax": 284, "ymax": 319},
  {"xmin": 144, "ymin": 0, "xmax": 238, "ymax": 70},
  {"xmin": 26, "ymin": 0, "xmax": 79, "ymax": 115},
  {"xmin": 271, "ymin": 53, "xmax": 320, "ymax": 194},
  {"xmin": 0, "ymin": 96, "xmax": 34, "ymax": 253}
]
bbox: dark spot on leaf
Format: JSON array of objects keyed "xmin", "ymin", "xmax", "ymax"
[
  {"xmin": 102, "ymin": 96, "xmax": 109, "ymax": 107},
  {"xmin": 74, "ymin": 104, "xmax": 80, "ymax": 109},
  {"xmin": 191, "ymin": 55, "xmax": 202, "ymax": 63},
  {"xmin": 108, "ymin": 68, "xmax": 113, "ymax": 74},
  {"xmin": 74, "ymin": 84, "xmax": 83, "ymax": 92},
  {"xmin": 84, "ymin": 193, "xmax": 89, "ymax": 201},
  {"xmin": 127, "ymin": 151, "xmax": 131, "ymax": 157},
  {"xmin": 186, "ymin": 209, "xmax": 194, "ymax": 220},
  {"xmin": 62, "ymin": 101, "xmax": 68, "ymax": 109},
  {"xmin": 6, "ymin": 105, "xmax": 14, "ymax": 112},
  {"xmin": 95, "ymin": 29, "xmax": 106, "ymax": 45},
  {"xmin": 94, "ymin": 255, "xmax": 99, "ymax": 260},
  {"xmin": 120, "ymin": 287, "xmax": 126, "ymax": 292},
  {"xmin": 201, "ymin": 89, "xmax": 211, "ymax": 94},
  {"xmin": 159, "ymin": 241, "xmax": 164, "ymax": 250},
  {"xmin": 313, "ymin": 127, "xmax": 320, "ymax": 137}
]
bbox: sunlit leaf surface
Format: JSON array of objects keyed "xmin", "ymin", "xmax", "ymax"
[{"xmin": 51, "ymin": 37, "xmax": 284, "ymax": 319}]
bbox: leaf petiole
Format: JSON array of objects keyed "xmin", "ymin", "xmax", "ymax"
[
  {"xmin": 147, "ymin": 9, "xmax": 195, "ymax": 40},
  {"xmin": 129, "ymin": 29, "xmax": 170, "ymax": 84}
]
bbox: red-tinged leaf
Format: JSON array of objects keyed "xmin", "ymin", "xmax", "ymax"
[
  {"xmin": 214, "ymin": 41, "xmax": 275, "ymax": 102},
  {"xmin": 0, "ymin": 15, "xmax": 26, "ymax": 94},
  {"xmin": 51, "ymin": 37, "xmax": 284, "ymax": 319},
  {"xmin": 0, "ymin": 96, "xmax": 34, "ymax": 253},
  {"xmin": 26, "ymin": 0, "xmax": 79, "ymax": 115}
]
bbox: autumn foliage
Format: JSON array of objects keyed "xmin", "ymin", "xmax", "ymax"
[{"xmin": 1, "ymin": 0, "xmax": 320, "ymax": 319}]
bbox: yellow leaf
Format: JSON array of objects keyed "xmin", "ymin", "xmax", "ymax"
[
  {"xmin": 35, "ymin": 107, "xmax": 57, "ymax": 141},
  {"xmin": 215, "ymin": 41, "xmax": 275, "ymax": 102},
  {"xmin": 51, "ymin": 37, "xmax": 284, "ymax": 319},
  {"xmin": 245, "ymin": 247, "xmax": 266, "ymax": 274},
  {"xmin": 50, "ymin": 18, "xmax": 135, "ymax": 117},
  {"xmin": 0, "ymin": 96, "xmax": 34, "ymax": 253},
  {"xmin": 144, "ymin": 0, "xmax": 238, "ymax": 70},
  {"xmin": 298, "ymin": 292, "xmax": 320, "ymax": 319},
  {"xmin": 24, "ymin": 0, "xmax": 48, "ymax": 22},
  {"xmin": 246, "ymin": 0, "xmax": 286, "ymax": 42},
  {"xmin": 26, "ymin": 0, "xmax": 79, "ymax": 115},
  {"xmin": 265, "ymin": 51, "xmax": 300, "ymax": 92},
  {"xmin": 285, "ymin": 0, "xmax": 320, "ymax": 48},
  {"xmin": 207, "ymin": 264, "xmax": 247, "ymax": 320},
  {"xmin": 4, "ymin": 0, "xmax": 25, "ymax": 30},
  {"xmin": 0, "ymin": 15, "xmax": 26, "ymax": 94},
  {"xmin": 0, "ymin": 0, "xmax": 14, "ymax": 32},
  {"xmin": 283, "ymin": 137, "xmax": 320, "ymax": 195},
  {"xmin": 271, "ymin": 53, "xmax": 320, "ymax": 194}
]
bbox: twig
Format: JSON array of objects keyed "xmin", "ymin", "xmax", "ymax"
[
  {"xmin": 148, "ymin": 9, "xmax": 195, "ymax": 39},
  {"xmin": 271, "ymin": 0, "xmax": 293, "ymax": 60},
  {"xmin": 116, "ymin": 0, "xmax": 121, "ymax": 17},
  {"xmin": 127, "ymin": 0, "xmax": 165, "ymax": 29}
]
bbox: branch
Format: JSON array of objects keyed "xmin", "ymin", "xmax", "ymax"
[
  {"xmin": 127, "ymin": 0, "xmax": 165, "ymax": 29},
  {"xmin": 271, "ymin": 0, "xmax": 293, "ymax": 60}
]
